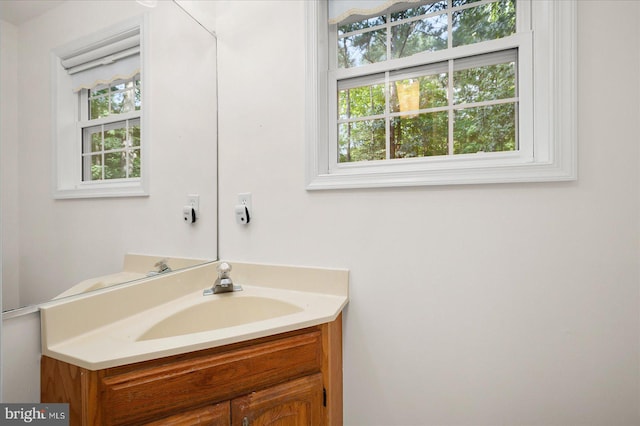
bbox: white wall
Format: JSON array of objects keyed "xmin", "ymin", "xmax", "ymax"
[
  {"xmin": 1, "ymin": 20, "xmax": 20, "ymax": 310},
  {"xmin": 216, "ymin": 1, "xmax": 640, "ymax": 425},
  {"xmin": 5, "ymin": 0, "xmax": 217, "ymax": 308},
  {"xmin": 1, "ymin": 311, "xmax": 40, "ymax": 402}
]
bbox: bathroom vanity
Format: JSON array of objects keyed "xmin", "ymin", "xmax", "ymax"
[
  {"xmin": 39, "ymin": 262, "xmax": 348, "ymax": 425},
  {"xmin": 42, "ymin": 318, "xmax": 341, "ymax": 425}
]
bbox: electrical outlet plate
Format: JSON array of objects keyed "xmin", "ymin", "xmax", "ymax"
[
  {"xmin": 238, "ymin": 193, "xmax": 251, "ymax": 211},
  {"xmin": 187, "ymin": 194, "xmax": 200, "ymax": 212}
]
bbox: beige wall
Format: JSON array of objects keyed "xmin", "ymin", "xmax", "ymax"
[
  {"xmin": 216, "ymin": 1, "xmax": 640, "ymax": 424},
  {"xmin": 1, "ymin": 20, "xmax": 20, "ymax": 310}
]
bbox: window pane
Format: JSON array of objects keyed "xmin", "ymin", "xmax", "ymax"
[
  {"xmin": 129, "ymin": 120, "xmax": 141, "ymax": 148},
  {"xmin": 339, "ymin": 84, "xmax": 385, "ymax": 119},
  {"xmin": 452, "ymin": 0, "xmax": 482, "ymax": 6},
  {"xmin": 391, "ymin": 13, "xmax": 447, "ymax": 59},
  {"xmin": 391, "ymin": 1, "xmax": 448, "ymax": 21},
  {"xmin": 89, "ymin": 155, "xmax": 102, "ymax": 181},
  {"xmin": 104, "ymin": 152, "xmax": 127, "ymax": 179},
  {"xmin": 452, "ymin": 0, "xmax": 516, "ymax": 47},
  {"xmin": 454, "ymin": 59, "xmax": 515, "ymax": 104},
  {"xmin": 338, "ymin": 119, "xmax": 386, "ymax": 162},
  {"xmin": 91, "ymin": 131, "xmax": 101, "ymax": 152},
  {"xmin": 128, "ymin": 149, "xmax": 141, "ymax": 178},
  {"xmin": 122, "ymin": 89, "xmax": 135, "ymax": 113},
  {"xmin": 390, "ymin": 72, "xmax": 448, "ymax": 113},
  {"xmin": 135, "ymin": 80, "xmax": 142, "ymax": 110},
  {"xmin": 104, "ymin": 126, "xmax": 127, "ymax": 150},
  {"xmin": 82, "ymin": 126, "xmax": 102, "ymax": 154},
  {"xmin": 338, "ymin": 28, "xmax": 387, "ymax": 68},
  {"xmin": 453, "ymin": 103, "xmax": 517, "ymax": 154},
  {"xmin": 111, "ymin": 80, "xmax": 126, "ymax": 92},
  {"xmin": 338, "ymin": 15, "xmax": 386, "ymax": 35},
  {"xmin": 111, "ymin": 92, "xmax": 126, "ymax": 114},
  {"xmin": 90, "ymin": 84, "xmax": 109, "ymax": 97},
  {"xmin": 89, "ymin": 95, "xmax": 109, "ymax": 120},
  {"xmin": 390, "ymin": 111, "xmax": 448, "ymax": 158}
]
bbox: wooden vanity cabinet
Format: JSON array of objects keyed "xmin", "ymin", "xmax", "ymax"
[{"xmin": 41, "ymin": 315, "xmax": 342, "ymax": 426}]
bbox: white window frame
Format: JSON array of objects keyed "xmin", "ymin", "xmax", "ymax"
[
  {"xmin": 305, "ymin": 0, "xmax": 577, "ymax": 189},
  {"xmin": 51, "ymin": 17, "xmax": 149, "ymax": 199}
]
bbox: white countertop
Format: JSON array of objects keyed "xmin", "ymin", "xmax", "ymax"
[{"xmin": 40, "ymin": 261, "xmax": 349, "ymax": 370}]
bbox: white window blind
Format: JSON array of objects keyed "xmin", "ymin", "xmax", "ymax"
[
  {"xmin": 59, "ymin": 27, "xmax": 140, "ymax": 92},
  {"xmin": 329, "ymin": 0, "xmax": 423, "ymax": 24}
]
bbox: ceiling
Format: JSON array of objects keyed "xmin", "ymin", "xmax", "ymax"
[{"xmin": 0, "ymin": 0, "xmax": 66, "ymax": 25}]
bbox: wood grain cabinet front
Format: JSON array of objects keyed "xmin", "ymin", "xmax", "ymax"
[
  {"xmin": 142, "ymin": 403, "xmax": 231, "ymax": 426},
  {"xmin": 41, "ymin": 315, "xmax": 343, "ymax": 426},
  {"xmin": 231, "ymin": 374, "xmax": 323, "ymax": 426}
]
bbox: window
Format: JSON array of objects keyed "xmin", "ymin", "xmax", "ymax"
[
  {"xmin": 306, "ymin": 0, "xmax": 577, "ymax": 189},
  {"xmin": 52, "ymin": 18, "xmax": 148, "ymax": 198},
  {"xmin": 81, "ymin": 75, "xmax": 141, "ymax": 182}
]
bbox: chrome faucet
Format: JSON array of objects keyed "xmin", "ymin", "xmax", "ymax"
[
  {"xmin": 147, "ymin": 259, "xmax": 172, "ymax": 276},
  {"xmin": 204, "ymin": 262, "xmax": 242, "ymax": 295}
]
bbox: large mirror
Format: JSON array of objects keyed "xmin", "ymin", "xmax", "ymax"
[{"xmin": 1, "ymin": 0, "xmax": 218, "ymax": 312}]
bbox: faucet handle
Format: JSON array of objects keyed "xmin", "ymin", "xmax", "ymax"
[
  {"xmin": 217, "ymin": 262, "xmax": 232, "ymax": 278},
  {"xmin": 154, "ymin": 259, "xmax": 171, "ymax": 273},
  {"xmin": 205, "ymin": 262, "xmax": 242, "ymax": 295}
]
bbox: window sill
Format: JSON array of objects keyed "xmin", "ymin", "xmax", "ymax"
[
  {"xmin": 53, "ymin": 179, "xmax": 148, "ymax": 199},
  {"xmin": 307, "ymin": 160, "xmax": 576, "ymax": 190}
]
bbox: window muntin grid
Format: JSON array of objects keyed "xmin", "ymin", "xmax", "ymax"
[
  {"xmin": 81, "ymin": 74, "xmax": 142, "ymax": 182},
  {"xmin": 82, "ymin": 118, "xmax": 140, "ymax": 181},
  {"xmin": 337, "ymin": 0, "xmax": 515, "ymax": 69},
  {"xmin": 333, "ymin": 0, "xmax": 518, "ymax": 164},
  {"xmin": 337, "ymin": 49, "xmax": 518, "ymax": 162},
  {"xmin": 88, "ymin": 75, "xmax": 141, "ymax": 120}
]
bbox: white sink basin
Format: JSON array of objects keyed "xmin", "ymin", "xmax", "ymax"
[{"xmin": 137, "ymin": 296, "xmax": 303, "ymax": 341}]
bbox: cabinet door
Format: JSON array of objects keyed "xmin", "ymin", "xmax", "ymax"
[
  {"xmin": 143, "ymin": 402, "xmax": 230, "ymax": 426},
  {"xmin": 232, "ymin": 374, "xmax": 323, "ymax": 426}
]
